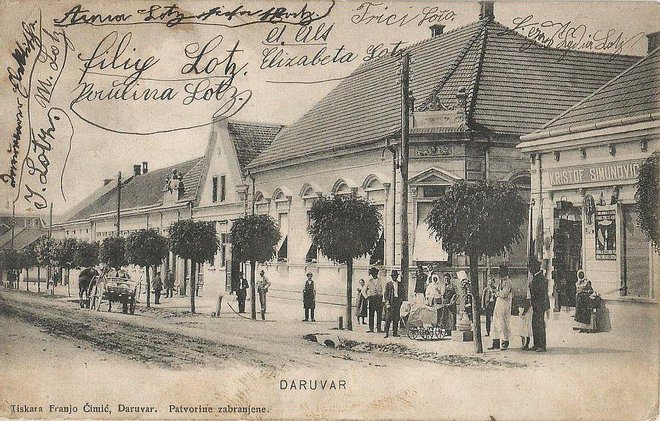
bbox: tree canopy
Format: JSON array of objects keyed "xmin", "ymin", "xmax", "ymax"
[
  {"xmin": 74, "ymin": 241, "xmax": 100, "ymax": 268},
  {"xmin": 169, "ymin": 220, "xmax": 219, "ymax": 264},
  {"xmin": 52, "ymin": 238, "xmax": 78, "ymax": 269},
  {"xmin": 0, "ymin": 249, "xmax": 22, "ymax": 271},
  {"xmin": 230, "ymin": 214, "xmax": 281, "ymax": 264},
  {"xmin": 636, "ymin": 151, "xmax": 660, "ymax": 251},
  {"xmin": 33, "ymin": 237, "xmax": 53, "ymax": 266},
  {"xmin": 426, "ymin": 180, "xmax": 527, "ymax": 258},
  {"xmin": 99, "ymin": 236, "xmax": 127, "ymax": 269},
  {"xmin": 125, "ymin": 229, "xmax": 168, "ymax": 268},
  {"xmin": 308, "ymin": 195, "xmax": 382, "ymax": 264}
]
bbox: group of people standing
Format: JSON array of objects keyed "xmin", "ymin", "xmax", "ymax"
[
  {"xmin": 356, "ymin": 267, "xmax": 404, "ymax": 338},
  {"xmin": 149, "ymin": 270, "xmax": 176, "ymax": 304},
  {"xmin": 481, "ymin": 262, "xmax": 549, "ymax": 352}
]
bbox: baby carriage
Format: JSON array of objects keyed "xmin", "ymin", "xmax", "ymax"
[{"xmin": 405, "ymin": 303, "xmax": 447, "ymax": 340}]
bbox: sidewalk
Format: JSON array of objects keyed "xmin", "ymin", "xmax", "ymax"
[
  {"xmin": 13, "ymin": 273, "xmax": 654, "ymax": 362},
  {"xmin": 137, "ymin": 283, "xmax": 654, "ymax": 363}
]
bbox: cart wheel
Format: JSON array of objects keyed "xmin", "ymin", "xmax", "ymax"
[
  {"xmin": 129, "ymin": 296, "xmax": 136, "ymax": 315},
  {"xmin": 407, "ymin": 327, "xmax": 418, "ymax": 340}
]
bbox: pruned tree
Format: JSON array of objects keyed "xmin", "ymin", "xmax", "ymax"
[
  {"xmin": 636, "ymin": 151, "xmax": 660, "ymax": 251},
  {"xmin": 230, "ymin": 215, "xmax": 281, "ymax": 320},
  {"xmin": 426, "ymin": 180, "xmax": 527, "ymax": 353},
  {"xmin": 34, "ymin": 237, "xmax": 53, "ymax": 292},
  {"xmin": 99, "ymin": 236, "xmax": 127, "ymax": 269},
  {"xmin": 126, "ymin": 230, "xmax": 168, "ymax": 308},
  {"xmin": 52, "ymin": 238, "xmax": 78, "ymax": 291},
  {"xmin": 74, "ymin": 241, "xmax": 100, "ymax": 268},
  {"xmin": 308, "ymin": 195, "xmax": 382, "ymax": 331},
  {"xmin": 21, "ymin": 245, "xmax": 38, "ymax": 291},
  {"xmin": 169, "ymin": 220, "xmax": 219, "ymax": 314},
  {"xmin": 0, "ymin": 249, "xmax": 22, "ymax": 289}
]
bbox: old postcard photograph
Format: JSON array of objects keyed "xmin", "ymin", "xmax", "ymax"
[{"xmin": 1, "ymin": 0, "xmax": 658, "ymax": 419}]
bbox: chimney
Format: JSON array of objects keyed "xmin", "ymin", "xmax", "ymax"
[
  {"xmin": 133, "ymin": 164, "xmax": 141, "ymax": 177},
  {"xmin": 480, "ymin": 1, "xmax": 494, "ymax": 20},
  {"xmin": 142, "ymin": 161, "xmax": 148, "ymax": 174},
  {"xmin": 430, "ymin": 24, "xmax": 445, "ymax": 38},
  {"xmin": 103, "ymin": 178, "xmax": 113, "ymax": 186},
  {"xmin": 647, "ymin": 31, "xmax": 660, "ymax": 53}
]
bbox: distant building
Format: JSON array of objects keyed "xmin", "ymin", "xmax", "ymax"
[{"xmin": 52, "ymin": 120, "xmax": 282, "ymax": 291}]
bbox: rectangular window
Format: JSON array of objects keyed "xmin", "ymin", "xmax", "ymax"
[
  {"xmin": 305, "ymin": 211, "xmax": 318, "ymax": 263},
  {"xmin": 277, "ymin": 213, "xmax": 288, "ymax": 262},
  {"xmin": 220, "ymin": 175, "xmax": 226, "ymax": 202},
  {"xmin": 212, "ymin": 176, "xmax": 218, "ymax": 203},
  {"xmin": 220, "ymin": 234, "xmax": 227, "ymax": 267}
]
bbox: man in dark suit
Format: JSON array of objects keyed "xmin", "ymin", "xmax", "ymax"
[
  {"xmin": 383, "ymin": 269, "xmax": 402, "ymax": 338},
  {"xmin": 529, "ymin": 260, "xmax": 550, "ymax": 352},
  {"xmin": 236, "ymin": 272, "xmax": 249, "ymax": 313}
]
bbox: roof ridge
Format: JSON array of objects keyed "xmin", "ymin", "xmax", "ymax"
[
  {"xmin": 466, "ymin": 18, "xmax": 491, "ymax": 126},
  {"xmin": 417, "ymin": 18, "xmax": 490, "ymax": 111},
  {"xmin": 228, "ymin": 120, "xmax": 284, "ymax": 128},
  {"xmin": 487, "ymin": 20, "xmax": 642, "ymax": 61},
  {"xmin": 537, "ymin": 47, "xmax": 660, "ymax": 132}
]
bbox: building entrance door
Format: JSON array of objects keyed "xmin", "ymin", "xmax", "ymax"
[{"xmin": 553, "ymin": 207, "xmax": 582, "ymax": 308}]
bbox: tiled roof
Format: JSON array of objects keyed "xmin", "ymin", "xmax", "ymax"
[
  {"xmin": 539, "ymin": 47, "xmax": 660, "ymax": 132},
  {"xmin": 0, "ymin": 226, "xmax": 44, "ymax": 250},
  {"xmin": 250, "ymin": 18, "xmax": 640, "ymax": 168},
  {"xmin": 227, "ymin": 121, "xmax": 282, "ymax": 171},
  {"xmin": 66, "ymin": 157, "xmax": 204, "ymax": 222}
]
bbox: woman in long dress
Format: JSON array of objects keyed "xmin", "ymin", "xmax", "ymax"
[
  {"xmin": 489, "ymin": 265, "xmax": 513, "ymax": 350},
  {"xmin": 356, "ymin": 279, "xmax": 368, "ymax": 324},
  {"xmin": 574, "ymin": 270, "xmax": 594, "ymax": 331}
]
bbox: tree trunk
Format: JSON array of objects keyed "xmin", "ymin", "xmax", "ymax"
[
  {"xmin": 469, "ymin": 254, "xmax": 483, "ymax": 353},
  {"xmin": 190, "ymin": 261, "xmax": 196, "ymax": 314},
  {"xmin": 37, "ymin": 266, "xmax": 41, "ymax": 292},
  {"xmin": 346, "ymin": 259, "xmax": 353, "ymax": 331},
  {"xmin": 145, "ymin": 266, "xmax": 151, "ymax": 308},
  {"xmin": 67, "ymin": 268, "xmax": 70, "ymax": 297},
  {"xmin": 25, "ymin": 268, "xmax": 29, "ymax": 291},
  {"xmin": 250, "ymin": 261, "xmax": 256, "ymax": 320}
]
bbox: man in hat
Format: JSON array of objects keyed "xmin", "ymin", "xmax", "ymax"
[
  {"xmin": 529, "ymin": 260, "xmax": 549, "ymax": 352},
  {"xmin": 383, "ymin": 269, "xmax": 402, "ymax": 338},
  {"xmin": 303, "ymin": 272, "xmax": 316, "ymax": 322},
  {"xmin": 257, "ymin": 269, "xmax": 271, "ymax": 320},
  {"xmin": 236, "ymin": 272, "xmax": 249, "ymax": 313},
  {"xmin": 365, "ymin": 267, "xmax": 383, "ymax": 333}
]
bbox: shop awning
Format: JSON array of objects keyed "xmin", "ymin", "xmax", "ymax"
[{"xmin": 413, "ymin": 223, "xmax": 448, "ymax": 262}]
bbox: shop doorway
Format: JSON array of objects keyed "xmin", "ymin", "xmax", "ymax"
[{"xmin": 553, "ymin": 204, "xmax": 582, "ymax": 308}]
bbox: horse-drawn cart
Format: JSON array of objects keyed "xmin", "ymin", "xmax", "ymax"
[{"xmin": 89, "ymin": 275, "xmax": 138, "ymax": 314}]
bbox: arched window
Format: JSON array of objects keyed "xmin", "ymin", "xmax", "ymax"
[{"xmin": 332, "ymin": 179, "xmax": 352, "ymax": 196}]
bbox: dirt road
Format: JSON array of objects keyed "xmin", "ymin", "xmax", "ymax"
[{"xmin": 1, "ymin": 289, "xmax": 657, "ymax": 420}]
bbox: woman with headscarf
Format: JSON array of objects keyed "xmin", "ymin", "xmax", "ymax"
[{"xmin": 574, "ymin": 269, "xmax": 594, "ymax": 330}]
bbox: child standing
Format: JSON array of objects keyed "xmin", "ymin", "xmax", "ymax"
[{"xmin": 519, "ymin": 289, "xmax": 533, "ymax": 350}]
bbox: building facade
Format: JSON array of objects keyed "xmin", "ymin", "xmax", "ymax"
[
  {"xmin": 518, "ymin": 41, "xmax": 659, "ymax": 329},
  {"xmin": 245, "ymin": 6, "xmax": 639, "ymax": 304}
]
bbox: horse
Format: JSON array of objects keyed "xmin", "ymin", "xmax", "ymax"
[{"xmin": 78, "ymin": 267, "xmax": 99, "ymax": 308}]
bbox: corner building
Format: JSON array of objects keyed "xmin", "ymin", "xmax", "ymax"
[{"xmin": 246, "ymin": 5, "xmax": 639, "ymax": 304}]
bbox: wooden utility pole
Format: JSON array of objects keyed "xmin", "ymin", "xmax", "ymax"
[
  {"xmin": 400, "ymin": 52, "xmax": 411, "ymax": 299},
  {"xmin": 116, "ymin": 171, "xmax": 122, "ymax": 236}
]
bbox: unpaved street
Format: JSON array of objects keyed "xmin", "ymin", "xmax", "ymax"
[{"xmin": 1, "ymin": 289, "xmax": 658, "ymax": 420}]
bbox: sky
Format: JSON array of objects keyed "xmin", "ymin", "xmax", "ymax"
[{"xmin": 1, "ymin": 0, "xmax": 658, "ymax": 216}]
